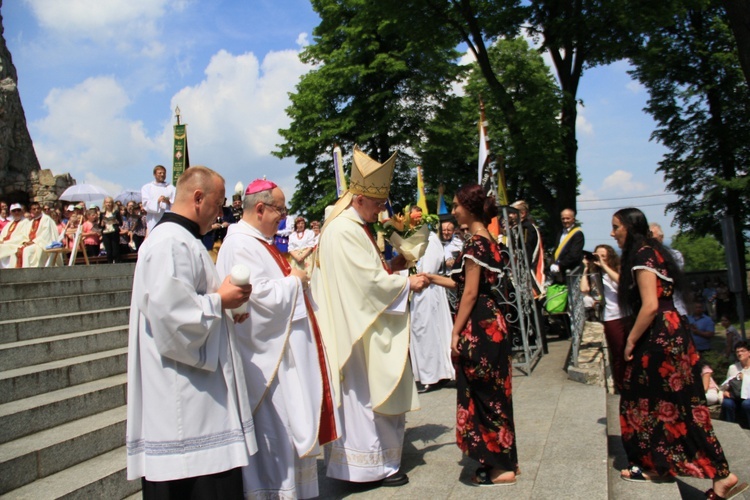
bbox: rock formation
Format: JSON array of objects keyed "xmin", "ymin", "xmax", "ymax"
[{"xmin": 0, "ymin": 0, "xmax": 75, "ymax": 207}]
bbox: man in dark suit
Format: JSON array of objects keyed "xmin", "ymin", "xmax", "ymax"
[{"xmin": 549, "ymin": 208, "xmax": 584, "ymax": 284}]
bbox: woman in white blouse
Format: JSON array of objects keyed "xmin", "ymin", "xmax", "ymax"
[{"xmin": 288, "ymin": 216, "xmax": 315, "ymax": 276}]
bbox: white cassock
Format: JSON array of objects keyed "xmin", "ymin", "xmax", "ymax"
[
  {"xmin": 141, "ymin": 181, "xmax": 176, "ymax": 232},
  {"xmin": 216, "ymin": 221, "xmax": 339, "ymax": 499},
  {"xmin": 408, "ymin": 232, "xmax": 455, "ymax": 385},
  {"xmin": 0, "ymin": 218, "xmax": 31, "ymax": 268},
  {"xmin": 21, "ymin": 214, "xmax": 59, "ymax": 267},
  {"xmin": 126, "ymin": 219, "xmax": 257, "ymax": 482},
  {"xmin": 312, "ymin": 207, "xmax": 419, "ymax": 483}
]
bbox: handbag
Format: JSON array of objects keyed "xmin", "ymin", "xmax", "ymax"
[
  {"xmin": 545, "ymin": 283, "xmax": 568, "ymax": 314},
  {"xmin": 727, "ymin": 374, "xmax": 743, "ymax": 400}
]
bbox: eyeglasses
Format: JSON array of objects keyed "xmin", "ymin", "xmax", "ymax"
[
  {"xmin": 363, "ymin": 196, "xmax": 387, "ymax": 209},
  {"xmin": 262, "ymin": 203, "xmax": 288, "ymax": 218}
]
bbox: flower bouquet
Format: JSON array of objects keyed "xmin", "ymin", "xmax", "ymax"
[{"xmin": 377, "ymin": 211, "xmax": 439, "ymax": 273}]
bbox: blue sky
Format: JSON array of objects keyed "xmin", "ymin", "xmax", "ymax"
[{"xmin": 3, "ymin": 0, "xmax": 678, "ymax": 246}]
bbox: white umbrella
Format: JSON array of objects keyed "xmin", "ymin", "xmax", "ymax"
[
  {"xmin": 115, "ymin": 189, "xmax": 142, "ymax": 204},
  {"xmin": 59, "ymin": 184, "xmax": 110, "ymax": 202}
]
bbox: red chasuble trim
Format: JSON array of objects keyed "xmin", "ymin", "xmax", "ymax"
[
  {"xmin": 255, "ymin": 238, "xmax": 339, "ymax": 445},
  {"xmin": 16, "ymin": 218, "xmax": 41, "ymax": 267},
  {"xmin": 2, "ymin": 221, "xmax": 18, "ymax": 242}
]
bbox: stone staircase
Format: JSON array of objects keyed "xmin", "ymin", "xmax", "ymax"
[{"xmin": 0, "ymin": 264, "xmax": 140, "ymax": 499}]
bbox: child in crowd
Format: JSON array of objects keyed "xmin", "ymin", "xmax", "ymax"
[{"xmin": 81, "ymin": 209, "xmax": 102, "ymax": 257}]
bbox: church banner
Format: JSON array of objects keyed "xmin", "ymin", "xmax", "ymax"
[{"xmin": 172, "ymin": 124, "xmax": 190, "ymax": 186}]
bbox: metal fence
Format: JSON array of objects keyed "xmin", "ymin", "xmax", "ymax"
[
  {"xmin": 494, "ymin": 207, "xmax": 545, "ymax": 375},
  {"xmin": 565, "ymin": 268, "xmax": 587, "ymax": 367}
]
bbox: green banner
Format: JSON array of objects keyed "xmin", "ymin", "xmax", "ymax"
[{"xmin": 172, "ymin": 124, "xmax": 188, "ymax": 186}]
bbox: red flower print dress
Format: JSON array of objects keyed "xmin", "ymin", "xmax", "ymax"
[
  {"xmin": 620, "ymin": 246, "xmax": 729, "ymax": 478},
  {"xmin": 450, "ymin": 235, "xmax": 519, "ymax": 473}
]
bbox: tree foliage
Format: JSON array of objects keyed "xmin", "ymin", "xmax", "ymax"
[
  {"xmin": 629, "ymin": 0, "xmax": 749, "ymax": 302},
  {"xmin": 671, "ymin": 232, "xmax": 728, "ymax": 272},
  {"xmin": 275, "ymin": 0, "xmax": 462, "ymax": 221}
]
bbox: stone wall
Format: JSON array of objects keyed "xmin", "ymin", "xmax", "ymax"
[{"xmin": 0, "ymin": 0, "xmax": 75, "ymax": 207}]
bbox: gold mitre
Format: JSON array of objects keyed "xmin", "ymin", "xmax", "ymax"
[{"xmin": 348, "ymin": 146, "xmax": 398, "ymax": 199}]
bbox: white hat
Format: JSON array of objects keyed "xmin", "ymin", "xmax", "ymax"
[
  {"xmin": 66, "ymin": 205, "xmax": 75, "ymax": 211},
  {"xmin": 9, "ymin": 203, "xmax": 23, "ymax": 211}
]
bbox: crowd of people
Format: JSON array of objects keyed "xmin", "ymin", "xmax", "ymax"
[{"xmin": 5, "ymin": 157, "xmax": 747, "ymax": 499}]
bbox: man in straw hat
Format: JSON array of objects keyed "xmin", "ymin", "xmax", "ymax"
[{"xmin": 311, "ymin": 146, "xmax": 429, "ymax": 487}]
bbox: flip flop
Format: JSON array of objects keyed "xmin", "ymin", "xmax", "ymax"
[
  {"xmin": 472, "ymin": 469, "xmax": 516, "ymax": 487},
  {"xmin": 705, "ymin": 482, "xmax": 749, "ymax": 500},
  {"xmin": 620, "ymin": 466, "xmax": 673, "ymax": 483}
]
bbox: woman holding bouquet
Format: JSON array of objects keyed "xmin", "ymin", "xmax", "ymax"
[
  {"xmin": 613, "ymin": 208, "xmax": 746, "ymax": 499},
  {"xmin": 427, "ymin": 184, "xmax": 518, "ymax": 486}
]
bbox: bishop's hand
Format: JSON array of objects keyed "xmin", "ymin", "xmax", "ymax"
[{"xmin": 409, "ymin": 274, "xmax": 429, "ymax": 293}]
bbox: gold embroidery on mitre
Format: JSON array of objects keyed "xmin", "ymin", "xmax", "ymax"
[{"xmin": 348, "ymin": 146, "xmax": 397, "ymax": 199}]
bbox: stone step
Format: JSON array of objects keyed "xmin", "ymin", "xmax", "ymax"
[
  {"xmin": 0, "ymin": 306, "xmax": 129, "ymax": 344},
  {"xmin": 0, "ymin": 262, "xmax": 135, "ymax": 284},
  {"xmin": 0, "ymin": 326, "xmax": 128, "ymax": 371},
  {"xmin": 676, "ymin": 418, "xmax": 750, "ymax": 498},
  {"xmin": 0, "ymin": 406, "xmax": 126, "ymax": 495},
  {"xmin": 0, "ymin": 374, "xmax": 127, "ymax": 445},
  {"xmin": 0, "ymin": 445, "xmax": 141, "ymax": 500},
  {"xmin": 0, "ymin": 347, "xmax": 128, "ymax": 404},
  {"xmin": 0, "ymin": 290, "xmax": 131, "ymax": 321},
  {"xmin": 0, "ymin": 275, "xmax": 133, "ymax": 302}
]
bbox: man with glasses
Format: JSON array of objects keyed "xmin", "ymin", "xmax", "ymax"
[
  {"xmin": 312, "ymin": 147, "xmax": 428, "ymax": 488},
  {"xmin": 721, "ymin": 341, "xmax": 750, "ymax": 427},
  {"xmin": 0, "ymin": 204, "xmax": 32, "ymax": 268}
]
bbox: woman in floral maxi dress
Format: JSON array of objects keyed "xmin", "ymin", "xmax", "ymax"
[
  {"xmin": 428, "ymin": 184, "xmax": 518, "ymax": 486},
  {"xmin": 612, "ymin": 208, "xmax": 746, "ymax": 500}
]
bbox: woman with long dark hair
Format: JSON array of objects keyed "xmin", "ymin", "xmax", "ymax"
[
  {"xmin": 427, "ymin": 184, "xmax": 518, "ymax": 486},
  {"xmin": 613, "ymin": 208, "xmax": 746, "ymax": 499}
]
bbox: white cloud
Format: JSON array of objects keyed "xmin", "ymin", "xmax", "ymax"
[
  {"xmin": 162, "ymin": 48, "xmax": 312, "ymax": 190},
  {"xmin": 601, "ymin": 169, "xmax": 648, "ymax": 192},
  {"xmin": 576, "ymin": 103, "xmax": 594, "ymax": 136},
  {"xmin": 626, "ymin": 80, "xmax": 644, "ymax": 94},
  {"xmin": 31, "ymin": 76, "xmax": 158, "ymax": 181},
  {"xmin": 83, "ymin": 172, "xmax": 124, "ymax": 200},
  {"xmin": 296, "ymin": 33, "xmax": 310, "ymax": 48},
  {"xmin": 26, "ymin": 0, "xmax": 169, "ymax": 39}
]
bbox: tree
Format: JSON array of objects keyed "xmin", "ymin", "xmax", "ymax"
[
  {"xmin": 629, "ymin": 1, "xmax": 750, "ymax": 309},
  {"xmin": 418, "ymin": 37, "xmax": 564, "ymax": 239},
  {"xmin": 671, "ymin": 233, "xmax": 728, "ymax": 272},
  {"xmin": 275, "ymin": 0, "xmax": 462, "ymax": 221}
]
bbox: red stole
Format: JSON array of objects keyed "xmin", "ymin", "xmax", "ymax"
[
  {"xmin": 16, "ymin": 218, "xmax": 41, "ymax": 267},
  {"xmin": 2, "ymin": 220, "xmax": 18, "ymax": 242},
  {"xmin": 255, "ymin": 238, "xmax": 338, "ymax": 445}
]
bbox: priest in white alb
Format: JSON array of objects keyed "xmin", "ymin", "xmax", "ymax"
[
  {"xmin": 407, "ymin": 208, "xmax": 455, "ymax": 392},
  {"xmin": 141, "ymin": 164, "xmax": 176, "ymax": 232},
  {"xmin": 311, "ymin": 146, "xmax": 429, "ymax": 487},
  {"xmin": 20, "ymin": 201, "xmax": 59, "ymax": 267},
  {"xmin": 0, "ymin": 204, "xmax": 31, "ymax": 269},
  {"xmin": 126, "ymin": 166, "xmax": 256, "ymax": 499},
  {"xmin": 216, "ymin": 179, "xmax": 339, "ymax": 499}
]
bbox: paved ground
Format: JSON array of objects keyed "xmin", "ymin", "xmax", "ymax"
[{"xmin": 316, "ymin": 337, "xmax": 609, "ymax": 499}]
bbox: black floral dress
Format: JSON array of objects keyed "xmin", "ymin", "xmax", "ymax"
[
  {"xmin": 450, "ymin": 235, "xmax": 519, "ymax": 473},
  {"xmin": 620, "ymin": 246, "xmax": 729, "ymax": 478}
]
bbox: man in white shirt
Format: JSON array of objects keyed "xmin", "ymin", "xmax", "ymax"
[
  {"xmin": 126, "ymin": 166, "xmax": 256, "ymax": 499},
  {"xmin": 141, "ymin": 165, "xmax": 176, "ymax": 233},
  {"xmin": 440, "ymin": 219, "xmax": 463, "ymax": 271},
  {"xmin": 216, "ymin": 179, "xmax": 338, "ymax": 499},
  {"xmin": 721, "ymin": 341, "xmax": 750, "ymax": 427}
]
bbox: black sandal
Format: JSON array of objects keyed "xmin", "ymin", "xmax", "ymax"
[
  {"xmin": 620, "ymin": 465, "xmax": 673, "ymax": 483},
  {"xmin": 705, "ymin": 482, "xmax": 749, "ymax": 500}
]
